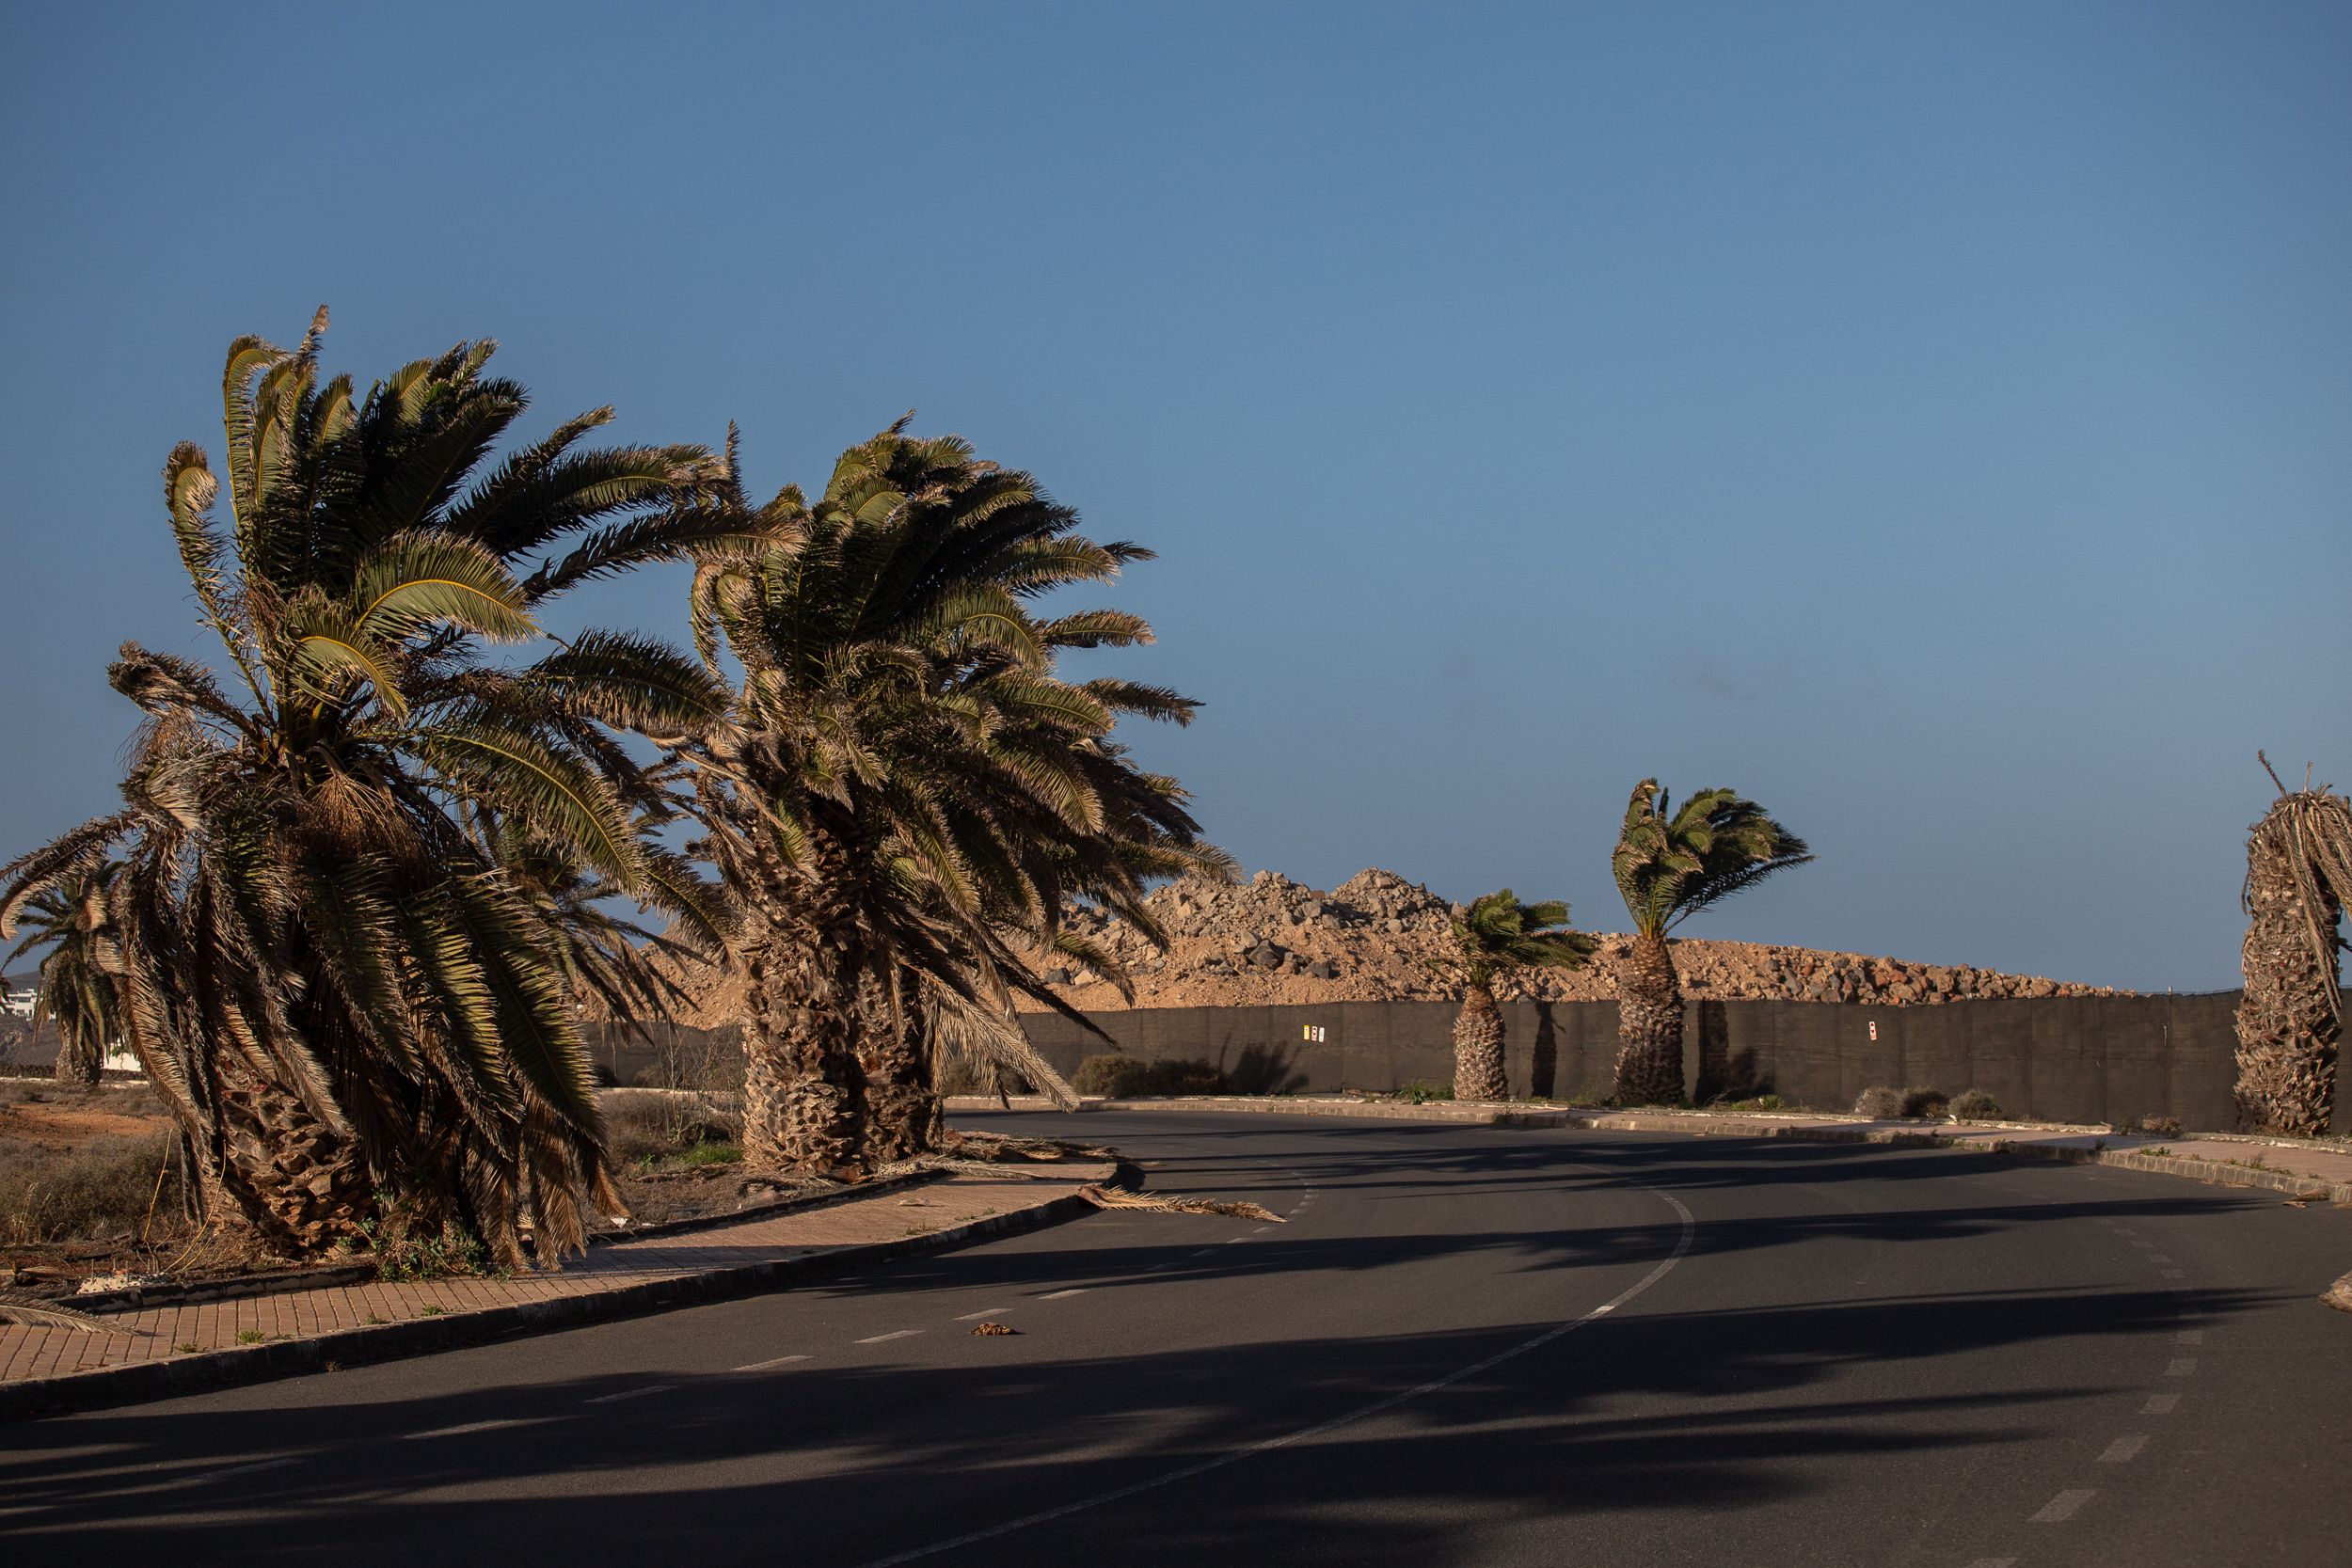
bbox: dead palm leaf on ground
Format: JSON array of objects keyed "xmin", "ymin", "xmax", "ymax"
[
  {"xmin": 1076, "ymin": 1184, "xmax": 1282, "ymax": 1222},
  {"xmin": 0, "ymin": 1291, "xmax": 147, "ymax": 1335}
]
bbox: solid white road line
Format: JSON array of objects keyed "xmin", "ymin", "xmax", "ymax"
[
  {"xmin": 405, "ymin": 1419, "xmax": 525, "ymax": 1440},
  {"xmin": 2098, "ymin": 1435, "xmax": 2149, "ymax": 1464},
  {"xmin": 2030, "ymin": 1489, "xmax": 2096, "ymax": 1523},
  {"xmin": 856, "ymin": 1330, "xmax": 922, "ymax": 1345},
  {"xmin": 735, "ymin": 1354, "xmax": 811, "ymax": 1371},
  {"xmin": 585, "ymin": 1384, "xmax": 675, "ymax": 1404},
  {"xmin": 2143, "ymin": 1393, "xmax": 2181, "ymax": 1415},
  {"xmin": 851, "ymin": 1164, "xmax": 1698, "ymax": 1568}
]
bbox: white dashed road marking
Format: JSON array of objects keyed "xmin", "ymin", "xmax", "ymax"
[
  {"xmin": 199, "ymin": 1458, "xmax": 299, "ymax": 1481},
  {"xmin": 851, "ymin": 1165, "xmax": 1698, "ymax": 1568},
  {"xmin": 953, "ymin": 1307, "xmax": 1012, "ymax": 1321},
  {"xmin": 2176, "ymin": 1329, "xmax": 2204, "ymax": 1344},
  {"xmin": 586, "ymin": 1385, "xmax": 675, "ymax": 1404},
  {"xmin": 856, "ymin": 1330, "xmax": 922, "ymax": 1345},
  {"xmin": 2099, "ymin": 1435, "xmax": 2149, "ymax": 1464},
  {"xmin": 405, "ymin": 1418, "xmax": 524, "ymax": 1439},
  {"xmin": 735, "ymin": 1354, "xmax": 810, "ymax": 1371},
  {"xmin": 1038, "ymin": 1288, "xmax": 1088, "ymax": 1300},
  {"xmin": 2167, "ymin": 1357, "xmax": 2198, "ymax": 1377},
  {"xmin": 2143, "ymin": 1393, "xmax": 2181, "ymax": 1415},
  {"xmin": 2031, "ymin": 1489, "xmax": 2096, "ymax": 1523}
]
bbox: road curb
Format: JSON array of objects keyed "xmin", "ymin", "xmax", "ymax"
[{"xmin": 0, "ymin": 1174, "xmax": 1114, "ymax": 1424}]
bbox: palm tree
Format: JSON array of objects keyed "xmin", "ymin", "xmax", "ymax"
[
  {"xmin": 0, "ymin": 312, "xmax": 733, "ymax": 1262},
  {"xmin": 1447, "ymin": 891, "xmax": 1596, "ymax": 1101},
  {"xmin": 4, "ymin": 863, "xmax": 123, "ymax": 1087},
  {"xmin": 678, "ymin": 422, "xmax": 1224, "ymax": 1176},
  {"xmin": 2234, "ymin": 755, "xmax": 2352, "ymax": 1136},
  {"xmin": 1611, "ymin": 780, "xmax": 1812, "ymax": 1104}
]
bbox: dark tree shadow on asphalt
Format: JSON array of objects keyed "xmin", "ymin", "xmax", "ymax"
[
  {"xmin": 0, "ymin": 1283, "xmax": 2254, "ymax": 1568},
  {"xmin": 4, "ymin": 1116, "xmax": 2336, "ymax": 1567}
]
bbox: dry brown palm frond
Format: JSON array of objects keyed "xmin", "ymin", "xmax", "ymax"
[
  {"xmin": 2235, "ymin": 753, "xmax": 2352, "ymax": 1136},
  {"xmin": 947, "ymin": 1130, "xmax": 1116, "ymax": 1163},
  {"xmin": 0, "ymin": 1292, "xmax": 147, "ymax": 1336},
  {"xmin": 1077, "ymin": 1184, "xmax": 1282, "ymax": 1222},
  {"xmin": 2247, "ymin": 756, "xmax": 2352, "ymax": 1018}
]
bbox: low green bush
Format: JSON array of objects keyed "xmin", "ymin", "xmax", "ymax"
[
  {"xmin": 1071, "ymin": 1055, "xmax": 1225, "ymax": 1097},
  {"xmin": 1852, "ymin": 1085, "xmax": 1904, "ymax": 1118},
  {"xmin": 1948, "ymin": 1088, "xmax": 2002, "ymax": 1120},
  {"xmin": 1899, "ymin": 1085, "xmax": 1950, "ymax": 1118}
]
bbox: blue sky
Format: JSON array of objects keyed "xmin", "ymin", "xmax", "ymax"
[{"xmin": 2, "ymin": 2, "xmax": 2345, "ymax": 990}]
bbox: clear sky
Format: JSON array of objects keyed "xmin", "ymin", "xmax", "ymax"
[{"xmin": 2, "ymin": 2, "xmax": 2345, "ymax": 992}]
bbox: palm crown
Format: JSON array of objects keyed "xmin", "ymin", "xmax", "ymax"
[
  {"xmin": 1612, "ymin": 780, "xmax": 1813, "ymax": 939},
  {"xmin": 682, "ymin": 422, "xmax": 1226, "ymax": 1160},
  {"xmin": 0, "ymin": 312, "xmax": 735, "ymax": 1258},
  {"xmin": 1450, "ymin": 890, "xmax": 1597, "ymax": 987}
]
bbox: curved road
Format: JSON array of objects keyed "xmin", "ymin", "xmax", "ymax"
[{"xmin": 4, "ymin": 1111, "xmax": 2349, "ymax": 1566}]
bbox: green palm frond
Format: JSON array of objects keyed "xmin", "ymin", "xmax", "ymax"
[
  {"xmin": 1613, "ymin": 778, "xmax": 1814, "ymax": 936},
  {"xmin": 1450, "ymin": 889, "xmax": 1597, "ymax": 985},
  {"xmin": 352, "ymin": 532, "xmax": 536, "ymax": 643}
]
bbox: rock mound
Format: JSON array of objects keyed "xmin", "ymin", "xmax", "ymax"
[{"xmin": 624, "ymin": 866, "xmax": 2120, "ymax": 1028}]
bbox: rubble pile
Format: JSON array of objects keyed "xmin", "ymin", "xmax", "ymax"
[{"xmin": 635, "ymin": 866, "xmax": 2117, "ymax": 1029}]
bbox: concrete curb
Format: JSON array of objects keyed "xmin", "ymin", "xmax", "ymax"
[{"xmin": 0, "ymin": 1170, "xmax": 1123, "ymax": 1424}]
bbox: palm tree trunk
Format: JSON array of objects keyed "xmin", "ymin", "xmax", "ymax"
[
  {"xmin": 205, "ymin": 1053, "xmax": 370, "ymax": 1258},
  {"xmin": 2234, "ymin": 816, "xmax": 2341, "ymax": 1135},
  {"xmin": 1613, "ymin": 930, "xmax": 1685, "ymax": 1105},
  {"xmin": 861, "ymin": 983, "xmax": 944, "ymax": 1164},
  {"xmin": 739, "ymin": 820, "xmax": 870, "ymax": 1176},
  {"xmin": 1453, "ymin": 980, "xmax": 1509, "ymax": 1101}
]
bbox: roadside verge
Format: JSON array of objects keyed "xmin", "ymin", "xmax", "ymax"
[
  {"xmin": 948, "ymin": 1094, "xmax": 2352, "ymax": 1205},
  {"xmin": 0, "ymin": 1160, "xmax": 1118, "ymax": 1422}
]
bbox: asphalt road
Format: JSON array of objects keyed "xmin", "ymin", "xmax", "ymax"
[{"xmin": 4, "ymin": 1110, "xmax": 2349, "ymax": 1567}]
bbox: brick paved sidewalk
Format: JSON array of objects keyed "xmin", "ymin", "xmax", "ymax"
[{"xmin": 1, "ymin": 1161, "xmax": 1110, "ymax": 1409}]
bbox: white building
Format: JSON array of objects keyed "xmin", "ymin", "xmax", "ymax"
[{"xmin": 2, "ymin": 988, "xmax": 35, "ymax": 1019}]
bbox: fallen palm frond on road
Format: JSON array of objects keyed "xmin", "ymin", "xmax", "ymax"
[{"xmin": 1077, "ymin": 1184, "xmax": 1282, "ymax": 1222}]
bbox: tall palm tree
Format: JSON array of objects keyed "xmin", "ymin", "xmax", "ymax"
[
  {"xmin": 1611, "ymin": 780, "xmax": 1812, "ymax": 1104},
  {"xmin": 4, "ymin": 863, "xmax": 123, "ymax": 1087},
  {"xmin": 679, "ymin": 422, "xmax": 1224, "ymax": 1176},
  {"xmin": 2234, "ymin": 755, "xmax": 2352, "ymax": 1136},
  {"xmin": 1447, "ymin": 891, "xmax": 1596, "ymax": 1101},
  {"xmin": 0, "ymin": 312, "xmax": 733, "ymax": 1262}
]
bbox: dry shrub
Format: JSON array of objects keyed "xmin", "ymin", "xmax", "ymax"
[
  {"xmin": 2137, "ymin": 1113, "xmax": 2184, "ymax": 1136},
  {"xmin": 600, "ymin": 1089, "xmax": 740, "ymax": 1166},
  {"xmin": 1071, "ymin": 1055, "xmax": 1225, "ymax": 1098},
  {"xmin": 1949, "ymin": 1089, "xmax": 2002, "ymax": 1120},
  {"xmin": 1852, "ymin": 1085, "xmax": 1904, "ymax": 1118},
  {"xmin": 1899, "ymin": 1086, "xmax": 1950, "ymax": 1118},
  {"xmin": 0, "ymin": 1132, "xmax": 183, "ymax": 1243}
]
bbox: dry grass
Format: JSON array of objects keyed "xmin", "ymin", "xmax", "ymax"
[
  {"xmin": 601, "ymin": 1089, "xmax": 741, "ymax": 1167},
  {"xmin": 0, "ymin": 1131, "xmax": 186, "ymax": 1245}
]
